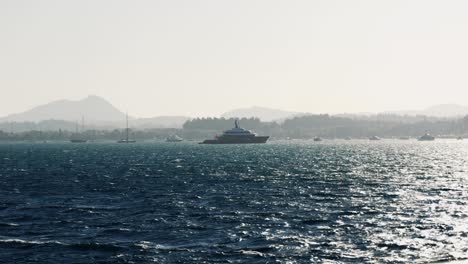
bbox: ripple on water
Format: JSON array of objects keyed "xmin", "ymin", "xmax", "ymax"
[{"xmin": 0, "ymin": 141, "xmax": 467, "ymax": 263}]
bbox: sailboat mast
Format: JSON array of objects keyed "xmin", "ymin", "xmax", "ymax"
[{"xmin": 126, "ymin": 113, "xmax": 129, "ymax": 141}]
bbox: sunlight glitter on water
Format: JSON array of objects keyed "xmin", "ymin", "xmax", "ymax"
[{"xmin": 0, "ymin": 141, "xmax": 467, "ymax": 263}]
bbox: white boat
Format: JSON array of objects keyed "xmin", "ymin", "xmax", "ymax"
[
  {"xmin": 166, "ymin": 134, "xmax": 183, "ymax": 142},
  {"xmin": 418, "ymin": 133, "xmax": 435, "ymax": 141}
]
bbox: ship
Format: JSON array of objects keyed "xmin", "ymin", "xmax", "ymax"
[
  {"xmin": 418, "ymin": 133, "xmax": 435, "ymax": 141},
  {"xmin": 199, "ymin": 120, "xmax": 269, "ymax": 144},
  {"xmin": 313, "ymin": 137, "xmax": 322, "ymax": 142},
  {"xmin": 117, "ymin": 114, "xmax": 136, "ymax": 143},
  {"xmin": 369, "ymin": 136, "xmax": 381, "ymax": 141},
  {"xmin": 166, "ymin": 134, "xmax": 183, "ymax": 142}
]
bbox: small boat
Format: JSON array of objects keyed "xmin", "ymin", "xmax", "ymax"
[
  {"xmin": 313, "ymin": 137, "xmax": 322, "ymax": 142},
  {"xmin": 118, "ymin": 114, "xmax": 136, "ymax": 143},
  {"xmin": 398, "ymin": 136, "xmax": 410, "ymax": 140},
  {"xmin": 166, "ymin": 134, "xmax": 183, "ymax": 142},
  {"xmin": 369, "ymin": 136, "xmax": 381, "ymax": 141},
  {"xmin": 457, "ymin": 136, "xmax": 463, "ymax": 140},
  {"xmin": 418, "ymin": 133, "xmax": 435, "ymax": 141},
  {"xmin": 344, "ymin": 137, "xmax": 352, "ymax": 140}
]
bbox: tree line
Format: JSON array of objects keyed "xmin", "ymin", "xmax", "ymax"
[
  {"xmin": 182, "ymin": 115, "xmax": 468, "ymax": 138},
  {"xmin": 1, "ymin": 115, "xmax": 468, "ymax": 141}
]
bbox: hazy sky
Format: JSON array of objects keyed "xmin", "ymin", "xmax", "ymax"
[{"xmin": 1, "ymin": 0, "xmax": 468, "ymax": 117}]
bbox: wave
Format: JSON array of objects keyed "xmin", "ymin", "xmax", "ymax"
[
  {"xmin": 0, "ymin": 238, "xmax": 65, "ymax": 248},
  {"xmin": 0, "ymin": 238, "xmax": 124, "ymax": 252},
  {"xmin": 0, "ymin": 223, "xmax": 19, "ymax": 227}
]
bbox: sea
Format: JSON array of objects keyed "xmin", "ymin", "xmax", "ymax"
[{"xmin": 0, "ymin": 140, "xmax": 467, "ymax": 263}]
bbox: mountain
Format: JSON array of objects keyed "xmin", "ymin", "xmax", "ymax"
[
  {"xmin": 388, "ymin": 104, "xmax": 468, "ymax": 117},
  {"xmin": 0, "ymin": 95, "xmax": 126, "ymax": 123},
  {"xmin": 221, "ymin": 106, "xmax": 299, "ymax": 122},
  {"xmin": 0, "ymin": 95, "xmax": 191, "ymax": 130}
]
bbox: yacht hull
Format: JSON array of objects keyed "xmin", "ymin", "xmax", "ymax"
[
  {"xmin": 418, "ymin": 138, "xmax": 435, "ymax": 141},
  {"xmin": 117, "ymin": 140, "xmax": 136, "ymax": 143},
  {"xmin": 166, "ymin": 139, "xmax": 183, "ymax": 142},
  {"xmin": 70, "ymin": 139, "xmax": 87, "ymax": 143},
  {"xmin": 200, "ymin": 136, "xmax": 269, "ymax": 144}
]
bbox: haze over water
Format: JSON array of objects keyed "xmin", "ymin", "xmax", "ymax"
[
  {"xmin": 2, "ymin": 1, "xmax": 468, "ymax": 263},
  {"xmin": 2, "ymin": 0, "xmax": 468, "ymax": 117},
  {"xmin": 1, "ymin": 140, "xmax": 467, "ymax": 263}
]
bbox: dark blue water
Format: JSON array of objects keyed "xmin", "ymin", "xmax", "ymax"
[{"xmin": 0, "ymin": 141, "xmax": 467, "ymax": 263}]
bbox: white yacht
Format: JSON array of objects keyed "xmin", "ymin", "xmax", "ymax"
[
  {"xmin": 418, "ymin": 133, "xmax": 435, "ymax": 141},
  {"xmin": 166, "ymin": 134, "xmax": 183, "ymax": 142}
]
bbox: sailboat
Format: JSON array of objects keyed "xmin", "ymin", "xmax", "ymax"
[
  {"xmin": 117, "ymin": 113, "xmax": 136, "ymax": 143},
  {"xmin": 70, "ymin": 116, "xmax": 88, "ymax": 143}
]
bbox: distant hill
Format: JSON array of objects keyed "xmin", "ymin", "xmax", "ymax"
[
  {"xmin": 221, "ymin": 106, "xmax": 299, "ymax": 122},
  {"xmin": 388, "ymin": 104, "xmax": 468, "ymax": 117},
  {"xmin": 0, "ymin": 95, "xmax": 191, "ymax": 130},
  {"xmin": 0, "ymin": 95, "xmax": 126, "ymax": 123}
]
